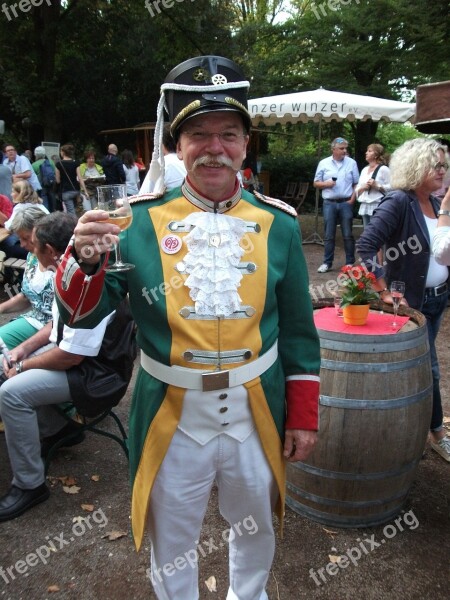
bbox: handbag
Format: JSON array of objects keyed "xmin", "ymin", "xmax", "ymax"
[{"xmin": 61, "ymin": 300, "xmax": 137, "ymax": 417}]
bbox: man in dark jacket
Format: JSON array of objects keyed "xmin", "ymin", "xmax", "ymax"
[{"xmin": 101, "ymin": 144, "xmax": 125, "ymax": 185}]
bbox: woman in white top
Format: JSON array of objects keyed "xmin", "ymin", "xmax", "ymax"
[
  {"xmin": 122, "ymin": 150, "xmax": 140, "ymax": 196},
  {"xmin": 356, "ymin": 144, "xmax": 391, "ymax": 227},
  {"xmin": 4, "ymin": 180, "xmax": 48, "ymax": 231},
  {"xmin": 432, "ymin": 185, "xmax": 450, "ymax": 264}
]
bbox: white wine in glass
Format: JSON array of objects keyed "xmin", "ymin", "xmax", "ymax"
[
  {"xmin": 390, "ymin": 280, "xmax": 405, "ymax": 327},
  {"xmin": 97, "ymin": 185, "xmax": 135, "ymax": 272}
]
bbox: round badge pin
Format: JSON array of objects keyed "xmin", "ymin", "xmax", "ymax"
[{"xmin": 161, "ymin": 234, "xmax": 182, "ymax": 255}]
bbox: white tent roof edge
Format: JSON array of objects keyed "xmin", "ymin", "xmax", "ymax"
[{"xmin": 248, "ymin": 88, "xmax": 416, "ymax": 125}]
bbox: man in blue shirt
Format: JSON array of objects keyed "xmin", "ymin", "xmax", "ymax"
[
  {"xmin": 3, "ymin": 145, "xmax": 42, "ymax": 194},
  {"xmin": 314, "ymin": 137, "xmax": 359, "ymax": 272}
]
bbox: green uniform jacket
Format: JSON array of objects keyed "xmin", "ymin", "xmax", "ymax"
[{"xmin": 55, "ymin": 186, "xmax": 321, "ymax": 550}]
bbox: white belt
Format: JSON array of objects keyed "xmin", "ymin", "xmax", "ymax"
[{"xmin": 140, "ymin": 341, "xmax": 278, "ymax": 392}]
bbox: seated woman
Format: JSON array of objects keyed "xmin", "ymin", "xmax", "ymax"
[
  {"xmin": 0, "ymin": 206, "xmax": 55, "ymax": 351},
  {"xmin": 1, "ymin": 181, "xmax": 49, "ymax": 261}
]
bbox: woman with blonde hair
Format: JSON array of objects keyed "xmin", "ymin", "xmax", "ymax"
[
  {"xmin": 356, "ymin": 143, "xmax": 391, "ymax": 227},
  {"xmin": 357, "ymin": 138, "xmax": 450, "ymax": 462},
  {"xmin": 4, "ymin": 181, "xmax": 48, "ymax": 231}
]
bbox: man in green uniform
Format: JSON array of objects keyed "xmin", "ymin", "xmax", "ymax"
[{"xmin": 55, "ymin": 56, "xmax": 320, "ymax": 600}]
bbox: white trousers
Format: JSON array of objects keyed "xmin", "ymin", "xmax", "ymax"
[{"xmin": 148, "ymin": 429, "xmax": 278, "ymax": 600}]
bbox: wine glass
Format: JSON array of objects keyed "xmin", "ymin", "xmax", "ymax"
[
  {"xmin": 334, "ymin": 295, "xmax": 343, "ymax": 317},
  {"xmin": 390, "ymin": 281, "xmax": 405, "ymax": 327},
  {"xmin": 97, "ymin": 184, "xmax": 135, "ymax": 272}
]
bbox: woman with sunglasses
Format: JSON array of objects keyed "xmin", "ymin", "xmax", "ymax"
[{"xmin": 357, "ymin": 138, "xmax": 450, "ymax": 462}]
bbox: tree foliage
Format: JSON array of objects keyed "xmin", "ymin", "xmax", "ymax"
[{"xmin": 0, "ymin": 0, "xmax": 447, "ymax": 157}]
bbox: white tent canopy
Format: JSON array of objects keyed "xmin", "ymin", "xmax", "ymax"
[
  {"xmin": 248, "ymin": 88, "xmax": 415, "ymax": 244},
  {"xmin": 248, "ymin": 88, "xmax": 416, "ymax": 126}
]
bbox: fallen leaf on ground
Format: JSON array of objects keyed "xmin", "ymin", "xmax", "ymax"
[
  {"xmin": 48, "ymin": 584, "xmax": 60, "ymax": 593},
  {"xmin": 91, "ymin": 474, "xmax": 100, "ymax": 482},
  {"xmin": 329, "ymin": 554, "xmax": 342, "ymax": 563},
  {"xmin": 205, "ymin": 575, "xmax": 217, "ymax": 592},
  {"xmin": 63, "ymin": 485, "xmax": 81, "ymax": 494},
  {"xmin": 81, "ymin": 504, "xmax": 95, "ymax": 512},
  {"xmin": 60, "ymin": 476, "xmax": 77, "ymax": 486},
  {"xmin": 323, "ymin": 527, "xmax": 339, "ymax": 538},
  {"xmin": 101, "ymin": 530, "xmax": 127, "ymax": 541}
]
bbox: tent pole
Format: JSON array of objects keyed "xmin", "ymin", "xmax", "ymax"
[{"xmin": 302, "ymin": 115, "xmax": 324, "ymax": 245}]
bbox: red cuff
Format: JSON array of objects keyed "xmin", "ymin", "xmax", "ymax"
[{"xmin": 285, "ymin": 377, "xmax": 319, "ymax": 430}]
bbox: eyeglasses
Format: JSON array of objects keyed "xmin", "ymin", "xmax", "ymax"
[
  {"xmin": 183, "ymin": 131, "xmax": 247, "ymax": 145},
  {"xmin": 434, "ymin": 162, "xmax": 449, "ymax": 171}
]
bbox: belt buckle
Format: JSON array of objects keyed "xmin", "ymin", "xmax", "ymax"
[
  {"xmin": 202, "ymin": 370, "xmax": 230, "ymax": 392},
  {"xmin": 436, "ymin": 283, "xmax": 447, "ymax": 296}
]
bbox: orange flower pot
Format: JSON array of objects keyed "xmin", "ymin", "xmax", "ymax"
[{"xmin": 342, "ymin": 304, "xmax": 370, "ymax": 326}]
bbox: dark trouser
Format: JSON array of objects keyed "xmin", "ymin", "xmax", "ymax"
[
  {"xmin": 0, "ymin": 234, "xmax": 28, "ymax": 259},
  {"xmin": 40, "ymin": 185, "xmax": 57, "ymax": 212},
  {"xmin": 420, "ymin": 291, "xmax": 448, "ymax": 431},
  {"xmin": 323, "ymin": 199, "xmax": 355, "ymax": 266}
]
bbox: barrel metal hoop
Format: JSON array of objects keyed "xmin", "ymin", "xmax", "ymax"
[
  {"xmin": 285, "ymin": 496, "xmax": 407, "ymax": 528},
  {"xmin": 320, "ymin": 351, "xmax": 430, "ymax": 373},
  {"xmin": 320, "ymin": 385, "xmax": 432, "ymax": 410},
  {"xmin": 286, "ymin": 481, "xmax": 409, "ymax": 508},
  {"xmin": 291, "ymin": 458, "xmax": 420, "ymax": 480},
  {"xmin": 319, "ymin": 335, "xmax": 429, "ymax": 353}
]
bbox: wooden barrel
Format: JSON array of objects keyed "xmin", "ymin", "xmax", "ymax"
[{"xmin": 286, "ymin": 301, "xmax": 432, "ymax": 527}]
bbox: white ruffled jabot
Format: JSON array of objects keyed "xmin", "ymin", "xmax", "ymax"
[{"xmin": 183, "ymin": 212, "xmax": 247, "ymax": 317}]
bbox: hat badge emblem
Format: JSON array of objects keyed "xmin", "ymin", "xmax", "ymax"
[
  {"xmin": 211, "ymin": 74, "xmax": 228, "ymax": 85},
  {"xmin": 193, "ymin": 67, "xmax": 211, "ymax": 81}
]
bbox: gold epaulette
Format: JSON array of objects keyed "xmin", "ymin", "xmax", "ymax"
[
  {"xmin": 129, "ymin": 192, "xmax": 165, "ymax": 204},
  {"xmin": 253, "ymin": 191, "xmax": 297, "ymax": 217}
]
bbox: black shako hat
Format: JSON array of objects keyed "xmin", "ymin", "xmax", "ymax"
[
  {"xmin": 163, "ymin": 56, "xmax": 251, "ymax": 137},
  {"xmin": 144, "ymin": 56, "xmax": 250, "ymax": 195}
]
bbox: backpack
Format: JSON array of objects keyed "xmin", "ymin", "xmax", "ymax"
[
  {"xmin": 39, "ymin": 158, "xmax": 56, "ymax": 187},
  {"xmin": 60, "ymin": 300, "xmax": 137, "ymax": 417}
]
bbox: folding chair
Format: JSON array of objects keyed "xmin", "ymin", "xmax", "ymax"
[
  {"xmin": 290, "ymin": 182, "xmax": 310, "ymax": 212},
  {"xmin": 280, "ymin": 182, "xmax": 298, "ymax": 203},
  {"xmin": 44, "ymin": 404, "xmax": 129, "ymax": 475}
]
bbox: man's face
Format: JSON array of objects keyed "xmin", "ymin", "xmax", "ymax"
[
  {"xmin": 31, "ymin": 229, "xmax": 55, "ymax": 268},
  {"xmin": 4, "ymin": 146, "xmax": 17, "ymax": 161},
  {"xmin": 177, "ymin": 112, "xmax": 248, "ymax": 201},
  {"xmin": 332, "ymin": 143, "xmax": 348, "ymax": 161}
]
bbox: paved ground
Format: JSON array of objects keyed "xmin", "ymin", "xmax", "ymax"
[{"xmin": 0, "ymin": 216, "xmax": 448, "ymax": 599}]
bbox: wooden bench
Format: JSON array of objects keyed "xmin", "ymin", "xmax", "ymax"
[
  {"xmin": 2, "ymin": 258, "xmax": 27, "ymax": 286},
  {"xmin": 3, "ymin": 258, "xmax": 27, "ymax": 271}
]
